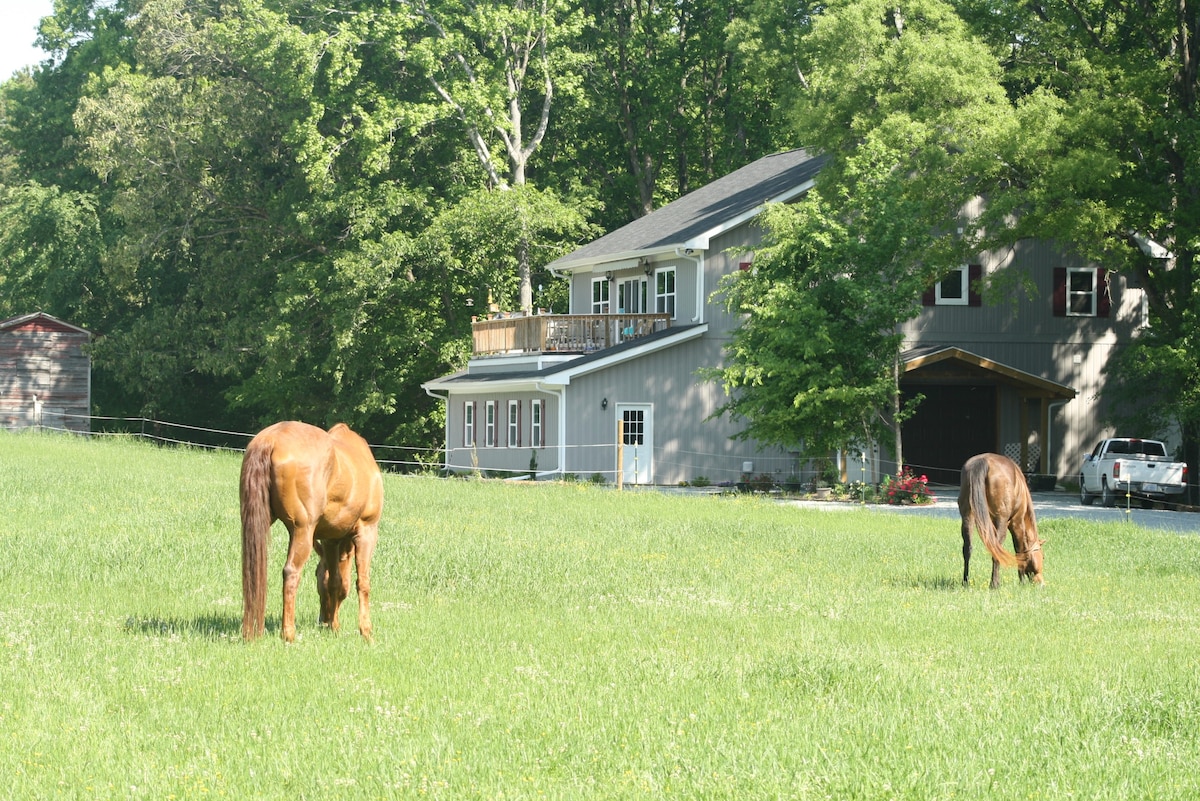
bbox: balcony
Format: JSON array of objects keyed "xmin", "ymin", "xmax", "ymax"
[{"xmin": 471, "ymin": 312, "xmax": 671, "ymax": 357}]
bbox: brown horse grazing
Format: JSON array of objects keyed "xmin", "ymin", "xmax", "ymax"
[
  {"xmin": 958, "ymin": 453, "xmax": 1045, "ymax": 588},
  {"xmin": 241, "ymin": 421, "xmax": 384, "ymax": 642}
]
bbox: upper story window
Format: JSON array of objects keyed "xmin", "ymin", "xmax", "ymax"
[
  {"xmin": 591, "ymin": 277, "xmax": 610, "ymax": 314},
  {"xmin": 654, "ymin": 268, "xmax": 676, "ymax": 319},
  {"xmin": 923, "ymin": 265, "xmax": 981, "ymax": 307},
  {"xmin": 1053, "ymin": 267, "xmax": 1110, "ymax": 318},
  {"xmin": 618, "ymin": 278, "xmax": 647, "ymax": 314},
  {"xmin": 936, "ymin": 266, "xmax": 969, "ymax": 305}
]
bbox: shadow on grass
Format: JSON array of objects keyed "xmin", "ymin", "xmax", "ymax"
[
  {"xmin": 123, "ymin": 613, "xmax": 270, "ymax": 639},
  {"xmin": 889, "ymin": 574, "xmax": 963, "ymax": 591}
]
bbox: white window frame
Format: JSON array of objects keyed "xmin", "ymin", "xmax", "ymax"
[
  {"xmin": 485, "ymin": 401, "xmax": 497, "ymax": 447},
  {"xmin": 507, "ymin": 400, "xmax": 520, "ymax": 448},
  {"xmin": 654, "ymin": 267, "xmax": 676, "ymax": 319},
  {"xmin": 463, "ymin": 401, "xmax": 475, "ymax": 447},
  {"xmin": 591, "ymin": 277, "xmax": 610, "ymax": 314},
  {"xmin": 1067, "ymin": 266, "xmax": 1098, "ymax": 317},
  {"xmin": 935, "ymin": 265, "xmax": 969, "ymax": 306},
  {"xmin": 531, "ymin": 399, "xmax": 544, "ymax": 449}
]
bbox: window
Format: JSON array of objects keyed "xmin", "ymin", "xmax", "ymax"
[
  {"xmin": 618, "ymin": 279, "xmax": 647, "ymax": 314},
  {"xmin": 936, "ymin": 266, "xmax": 968, "ymax": 305},
  {"xmin": 1067, "ymin": 267, "xmax": 1097, "ymax": 316},
  {"xmin": 485, "ymin": 401, "xmax": 497, "ymax": 447},
  {"xmin": 507, "ymin": 400, "xmax": 521, "ymax": 448},
  {"xmin": 591, "ymin": 277, "xmax": 610, "ymax": 314},
  {"xmin": 654, "ymin": 268, "xmax": 676, "ymax": 319},
  {"xmin": 463, "ymin": 401, "xmax": 475, "ymax": 447},
  {"xmin": 1053, "ymin": 267, "xmax": 1110, "ymax": 318},
  {"xmin": 622, "ymin": 408, "xmax": 645, "ymax": 445},
  {"xmin": 923, "ymin": 265, "xmax": 981, "ymax": 307},
  {"xmin": 531, "ymin": 399, "xmax": 544, "ymax": 448}
]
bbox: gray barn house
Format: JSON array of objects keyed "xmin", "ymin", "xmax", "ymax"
[
  {"xmin": 0, "ymin": 312, "xmax": 92, "ymax": 434},
  {"xmin": 423, "ymin": 149, "xmax": 1146, "ymax": 487}
]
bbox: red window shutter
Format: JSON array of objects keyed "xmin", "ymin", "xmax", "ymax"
[
  {"xmin": 739, "ymin": 261, "xmax": 752, "ymax": 271},
  {"xmin": 968, "ymin": 264, "xmax": 983, "ymax": 307},
  {"xmin": 1097, "ymin": 268, "xmax": 1111, "ymax": 317},
  {"xmin": 1052, "ymin": 267, "xmax": 1067, "ymax": 317},
  {"xmin": 921, "ymin": 285, "xmax": 936, "ymax": 306}
]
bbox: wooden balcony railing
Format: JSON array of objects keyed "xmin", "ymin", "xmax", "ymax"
[{"xmin": 471, "ymin": 313, "xmax": 671, "ymax": 356}]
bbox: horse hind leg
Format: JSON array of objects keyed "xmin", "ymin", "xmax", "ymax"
[
  {"xmin": 281, "ymin": 524, "xmax": 315, "ymax": 643},
  {"xmin": 353, "ymin": 524, "xmax": 379, "ymax": 643},
  {"xmin": 961, "ymin": 518, "xmax": 972, "ymax": 586}
]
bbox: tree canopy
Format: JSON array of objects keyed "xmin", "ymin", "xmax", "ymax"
[{"xmin": 2, "ymin": 0, "xmax": 1198, "ymax": 456}]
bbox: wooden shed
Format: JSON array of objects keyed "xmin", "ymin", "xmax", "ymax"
[{"xmin": 0, "ymin": 312, "xmax": 92, "ymax": 433}]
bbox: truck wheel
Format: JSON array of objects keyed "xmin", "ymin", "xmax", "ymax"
[
  {"xmin": 1101, "ymin": 478, "xmax": 1117, "ymax": 507},
  {"xmin": 1079, "ymin": 476, "xmax": 1095, "ymax": 506}
]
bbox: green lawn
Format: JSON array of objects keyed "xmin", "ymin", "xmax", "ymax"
[{"xmin": 1, "ymin": 431, "xmax": 1198, "ymax": 799}]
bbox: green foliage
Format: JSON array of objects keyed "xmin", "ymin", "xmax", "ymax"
[
  {"xmin": 6, "ymin": 433, "xmax": 1200, "ymax": 798},
  {"xmin": 710, "ymin": 0, "xmax": 1017, "ymax": 458}
]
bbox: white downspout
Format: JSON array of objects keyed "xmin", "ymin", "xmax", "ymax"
[
  {"xmin": 676, "ymin": 248, "xmax": 705, "ymax": 324},
  {"xmin": 535, "ymin": 382, "xmax": 567, "ymax": 478},
  {"xmin": 422, "ymin": 386, "xmax": 451, "ymax": 471}
]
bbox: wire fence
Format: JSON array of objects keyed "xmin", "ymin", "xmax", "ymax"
[
  {"xmin": 9, "ymin": 407, "xmax": 1194, "ymax": 503},
  {"xmin": 2, "ymin": 408, "xmax": 855, "ymax": 483}
]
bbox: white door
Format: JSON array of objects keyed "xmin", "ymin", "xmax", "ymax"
[{"xmin": 616, "ymin": 404, "xmax": 653, "ymax": 485}]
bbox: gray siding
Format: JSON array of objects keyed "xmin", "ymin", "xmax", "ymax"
[
  {"xmin": 900, "ymin": 240, "xmax": 1145, "ymax": 478},
  {"xmin": 561, "ymin": 337, "xmax": 795, "ymax": 485}
]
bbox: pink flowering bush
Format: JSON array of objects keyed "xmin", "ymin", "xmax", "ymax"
[{"xmin": 884, "ymin": 467, "xmax": 935, "ymax": 505}]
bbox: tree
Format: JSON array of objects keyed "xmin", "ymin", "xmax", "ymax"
[
  {"xmin": 955, "ymin": 0, "xmax": 1200, "ymax": 487},
  {"xmin": 406, "ymin": 0, "xmax": 586, "ymax": 312},
  {"xmin": 710, "ymin": 0, "xmax": 1017, "ymax": 465}
]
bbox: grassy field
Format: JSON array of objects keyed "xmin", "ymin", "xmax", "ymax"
[{"xmin": 1, "ymin": 431, "xmax": 1199, "ymax": 799}]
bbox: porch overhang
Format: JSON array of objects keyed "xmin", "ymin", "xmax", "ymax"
[{"xmin": 901, "ymin": 346, "xmax": 1076, "ymax": 400}]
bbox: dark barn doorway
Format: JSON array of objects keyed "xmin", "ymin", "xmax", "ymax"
[{"xmin": 902, "ymin": 385, "xmax": 996, "ymax": 485}]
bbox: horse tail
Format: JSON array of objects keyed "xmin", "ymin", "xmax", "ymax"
[
  {"xmin": 240, "ymin": 438, "xmax": 274, "ymax": 640},
  {"xmin": 967, "ymin": 459, "xmax": 1019, "ymax": 569}
]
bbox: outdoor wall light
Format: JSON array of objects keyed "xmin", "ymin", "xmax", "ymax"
[
  {"xmin": 643, "ymin": 262, "xmax": 653, "ymax": 276},
  {"xmin": 601, "ymin": 398, "xmax": 608, "ymax": 410},
  {"xmin": 605, "ymin": 270, "xmax": 614, "ymax": 281}
]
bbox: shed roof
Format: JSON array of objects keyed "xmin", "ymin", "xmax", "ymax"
[
  {"xmin": 547, "ymin": 149, "xmax": 827, "ymax": 272},
  {"xmin": 0, "ymin": 312, "xmax": 91, "ymax": 336}
]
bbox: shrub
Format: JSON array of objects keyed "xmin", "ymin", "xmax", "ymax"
[{"xmin": 884, "ymin": 467, "xmax": 934, "ymax": 505}]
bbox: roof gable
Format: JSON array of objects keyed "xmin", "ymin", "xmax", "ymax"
[
  {"xmin": 548, "ymin": 149, "xmax": 826, "ymax": 272},
  {"xmin": 903, "ymin": 345, "xmax": 1076, "ymax": 400},
  {"xmin": 0, "ymin": 312, "xmax": 91, "ymax": 336}
]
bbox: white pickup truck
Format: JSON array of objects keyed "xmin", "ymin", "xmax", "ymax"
[{"xmin": 1079, "ymin": 437, "xmax": 1188, "ymax": 506}]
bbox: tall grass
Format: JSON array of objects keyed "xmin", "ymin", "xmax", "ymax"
[{"xmin": 2, "ymin": 431, "xmax": 1198, "ymax": 799}]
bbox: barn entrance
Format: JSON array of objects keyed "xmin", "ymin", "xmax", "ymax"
[
  {"xmin": 902, "ymin": 385, "xmax": 996, "ymax": 485},
  {"xmin": 899, "ymin": 346, "xmax": 1076, "ymax": 486}
]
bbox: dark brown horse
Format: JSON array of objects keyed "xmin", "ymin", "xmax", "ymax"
[
  {"xmin": 241, "ymin": 421, "xmax": 384, "ymax": 642},
  {"xmin": 958, "ymin": 453, "xmax": 1044, "ymax": 588}
]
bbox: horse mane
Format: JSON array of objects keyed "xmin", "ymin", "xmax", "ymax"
[
  {"xmin": 240, "ymin": 437, "xmax": 275, "ymax": 640},
  {"xmin": 963, "ymin": 457, "xmax": 1020, "ymax": 569}
]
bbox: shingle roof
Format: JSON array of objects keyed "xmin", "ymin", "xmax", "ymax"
[{"xmin": 547, "ymin": 148, "xmax": 827, "ymax": 272}]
